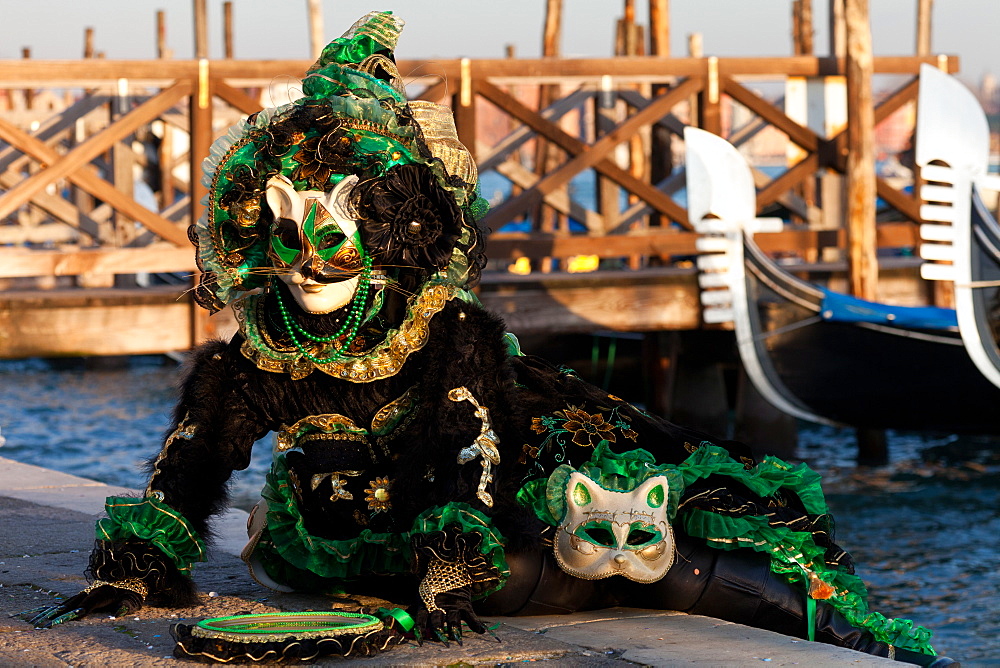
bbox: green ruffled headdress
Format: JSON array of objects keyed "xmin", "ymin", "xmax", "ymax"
[{"xmin": 191, "ymin": 11, "xmax": 486, "ymax": 312}]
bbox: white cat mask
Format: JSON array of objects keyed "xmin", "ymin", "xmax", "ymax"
[{"xmin": 553, "ymin": 472, "xmax": 675, "ymax": 583}]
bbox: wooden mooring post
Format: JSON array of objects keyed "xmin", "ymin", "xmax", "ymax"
[
  {"xmin": 845, "ymin": 0, "xmax": 877, "ymax": 302},
  {"xmin": 190, "ymin": 0, "xmax": 214, "ymax": 344}
]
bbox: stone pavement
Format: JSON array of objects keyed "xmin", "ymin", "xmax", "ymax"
[{"xmin": 0, "ymin": 456, "xmax": 906, "ymax": 666}]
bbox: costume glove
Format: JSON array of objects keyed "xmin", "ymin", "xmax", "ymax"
[
  {"xmin": 411, "ymin": 557, "xmax": 490, "ymax": 644},
  {"xmin": 22, "ymin": 579, "xmax": 147, "ymax": 628}
]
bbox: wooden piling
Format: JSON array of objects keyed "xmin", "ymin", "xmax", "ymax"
[
  {"xmin": 21, "ymin": 48, "xmax": 33, "ymax": 110},
  {"xmin": 190, "ymin": 0, "xmax": 214, "ymax": 343},
  {"xmin": 856, "ymin": 428, "xmax": 888, "ymax": 466},
  {"xmin": 157, "ymin": 11, "xmax": 174, "ymax": 210},
  {"xmin": 648, "ymin": 0, "xmax": 671, "ymax": 230},
  {"xmin": 792, "ymin": 0, "xmax": 814, "ymax": 55},
  {"xmin": 914, "ymin": 1, "xmax": 951, "ymax": 305},
  {"xmin": 687, "ymin": 32, "xmax": 702, "ymax": 125},
  {"xmin": 791, "ymin": 1, "xmax": 815, "ymax": 226},
  {"xmin": 648, "ymin": 0, "xmax": 669, "ymax": 57},
  {"xmin": 845, "ymin": 0, "xmax": 877, "ymax": 301},
  {"xmin": 594, "ymin": 74, "xmax": 620, "ymax": 234},
  {"xmin": 83, "ymin": 28, "xmax": 95, "ymax": 59},
  {"xmin": 845, "ymin": 0, "xmax": 886, "ymax": 465},
  {"xmin": 534, "ymin": 0, "xmax": 564, "ymax": 271},
  {"xmin": 156, "ymin": 11, "xmax": 169, "ymax": 59},
  {"xmin": 193, "ymin": 0, "xmax": 208, "ymax": 59},
  {"xmin": 916, "ymin": 0, "xmax": 933, "ymax": 55},
  {"xmin": 829, "ymin": 0, "xmax": 846, "ymax": 57},
  {"xmin": 223, "ymin": 2, "xmax": 234, "ymax": 59},
  {"xmin": 617, "ymin": 0, "xmax": 648, "ymax": 269},
  {"xmin": 504, "ymin": 44, "xmax": 524, "ymax": 203},
  {"xmin": 307, "ymin": 0, "xmax": 323, "ymax": 61}
]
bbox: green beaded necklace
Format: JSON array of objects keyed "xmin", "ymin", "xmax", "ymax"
[{"xmin": 273, "ymin": 253, "xmax": 374, "ymax": 365}]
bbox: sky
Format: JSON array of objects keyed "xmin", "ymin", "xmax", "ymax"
[{"xmin": 0, "ymin": 1, "xmax": 996, "ymax": 84}]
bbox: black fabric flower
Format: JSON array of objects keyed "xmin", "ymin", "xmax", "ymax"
[
  {"xmin": 292, "ymin": 126, "xmax": 354, "ymax": 190},
  {"xmin": 219, "ymin": 164, "xmax": 264, "ymax": 228},
  {"xmin": 356, "ymin": 164, "xmax": 463, "ymax": 271},
  {"xmin": 260, "ymin": 119, "xmax": 302, "ymax": 161}
]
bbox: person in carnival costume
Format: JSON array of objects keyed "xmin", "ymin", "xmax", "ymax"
[{"xmin": 28, "ymin": 12, "xmax": 953, "ymax": 666}]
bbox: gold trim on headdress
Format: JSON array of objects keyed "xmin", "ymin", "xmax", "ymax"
[
  {"xmin": 356, "ymin": 53, "xmax": 407, "ymax": 100},
  {"xmin": 343, "ymin": 11, "xmax": 404, "ymax": 52},
  {"xmin": 407, "ymin": 101, "xmax": 478, "ymax": 189}
]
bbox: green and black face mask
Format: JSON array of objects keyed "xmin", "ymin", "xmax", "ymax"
[{"xmin": 266, "ymin": 176, "xmax": 366, "ymax": 284}]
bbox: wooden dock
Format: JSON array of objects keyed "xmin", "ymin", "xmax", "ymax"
[{"xmin": 0, "ymin": 53, "xmax": 957, "ymax": 358}]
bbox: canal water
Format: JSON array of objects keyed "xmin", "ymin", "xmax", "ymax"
[{"xmin": 0, "ymin": 355, "xmax": 996, "ymax": 662}]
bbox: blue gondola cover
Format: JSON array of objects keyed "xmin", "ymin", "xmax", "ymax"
[{"xmin": 819, "ymin": 288, "xmax": 958, "ymax": 330}]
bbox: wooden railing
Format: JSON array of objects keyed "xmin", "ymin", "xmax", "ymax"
[{"xmin": 0, "ymin": 54, "xmax": 958, "ymax": 349}]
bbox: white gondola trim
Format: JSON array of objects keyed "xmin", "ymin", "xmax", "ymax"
[
  {"xmin": 747, "ymin": 218, "xmax": 785, "ymax": 234},
  {"xmin": 920, "ymin": 204, "xmax": 956, "ymax": 223},
  {"xmin": 696, "ymin": 254, "xmax": 732, "ymax": 272},
  {"xmin": 700, "ymin": 289, "xmax": 733, "ymax": 306},
  {"xmin": 920, "ymin": 263, "xmax": 957, "ymax": 281},
  {"xmin": 976, "ymin": 174, "xmax": 1000, "ymax": 192},
  {"xmin": 916, "ymin": 65, "xmax": 1000, "ymax": 388},
  {"xmin": 920, "ymin": 184, "xmax": 957, "ymax": 203},
  {"xmin": 702, "ymin": 307, "xmax": 735, "ymax": 324},
  {"xmin": 918, "ymin": 243, "xmax": 957, "ymax": 262},
  {"xmin": 693, "ymin": 219, "xmax": 733, "ymax": 234},
  {"xmin": 919, "ymin": 224, "xmax": 956, "ymax": 242},
  {"xmin": 685, "ymin": 127, "xmax": 842, "ymax": 427},
  {"xmin": 919, "ymin": 164, "xmax": 955, "ymax": 184},
  {"xmin": 694, "ymin": 237, "xmax": 732, "ymax": 253},
  {"xmin": 698, "ymin": 273, "xmax": 729, "ymax": 289}
]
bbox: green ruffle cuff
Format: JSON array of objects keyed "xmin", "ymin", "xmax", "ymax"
[
  {"xmin": 96, "ymin": 496, "xmax": 206, "ymax": 576},
  {"xmin": 517, "ymin": 442, "xmax": 936, "ymax": 656},
  {"xmin": 411, "ymin": 503, "xmax": 509, "ymax": 598},
  {"xmin": 257, "ymin": 457, "xmax": 507, "ymax": 596}
]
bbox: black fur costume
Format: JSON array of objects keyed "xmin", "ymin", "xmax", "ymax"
[
  {"xmin": 78, "ymin": 288, "xmax": 943, "ymax": 665},
  {"xmin": 29, "ymin": 12, "xmax": 949, "ymax": 666}
]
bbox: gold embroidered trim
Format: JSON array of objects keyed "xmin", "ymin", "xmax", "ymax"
[
  {"xmin": 310, "ymin": 471, "xmax": 361, "ymax": 502},
  {"xmin": 364, "ymin": 477, "xmax": 392, "ymax": 513},
  {"xmin": 276, "ymin": 414, "xmax": 366, "ymax": 451},
  {"xmin": 190, "ymin": 612, "xmax": 383, "ymax": 643},
  {"xmin": 208, "ymin": 134, "xmax": 256, "ymax": 267},
  {"xmin": 371, "ymin": 386, "xmax": 418, "ymax": 436},
  {"xmin": 146, "ymin": 413, "xmax": 198, "ymax": 497},
  {"xmin": 238, "ymin": 280, "xmax": 460, "ymax": 382},
  {"xmin": 85, "ymin": 578, "xmax": 149, "ymax": 599},
  {"xmin": 448, "ymin": 387, "xmax": 501, "ymax": 508},
  {"xmin": 99, "ymin": 499, "xmax": 206, "ymax": 564}
]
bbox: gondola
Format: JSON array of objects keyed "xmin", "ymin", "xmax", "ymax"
[
  {"xmin": 686, "ymin": 123, "xmax": 1000, "ymax": 433},
  {"xmin": 915, "ymin": 64, "xmax": 1000, "ymax": 390}
]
